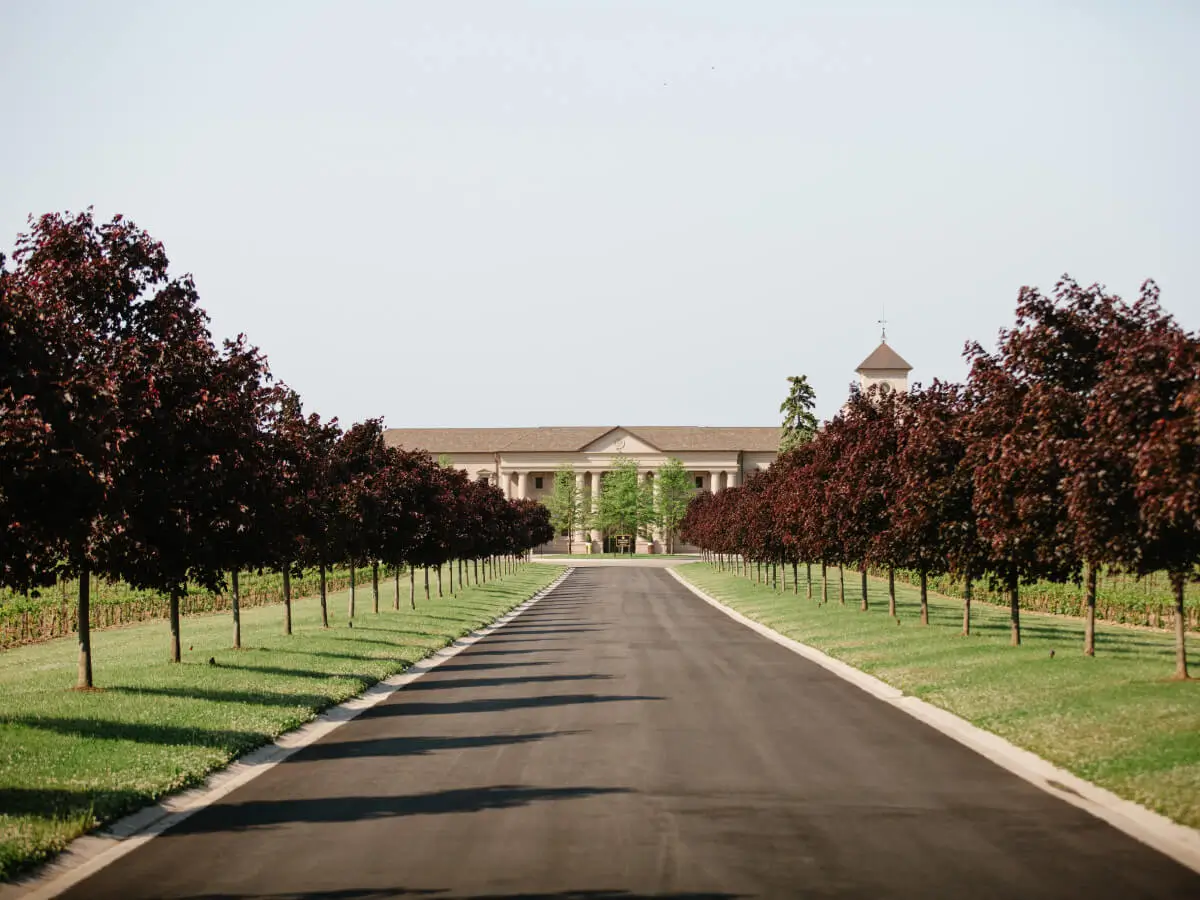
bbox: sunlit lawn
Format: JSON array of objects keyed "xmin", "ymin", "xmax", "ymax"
[
  {"xmin": 0, "ymin": 564, "xmax": 564, "ymax": 882},
  {"xmin": 677, "ymin": 563, "xmax": 1200, "ymax": 830}
]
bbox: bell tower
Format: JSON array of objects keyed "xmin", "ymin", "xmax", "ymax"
[{"xmin": 855, "ymin": 335, "xmax": 912, "ymax": 393}]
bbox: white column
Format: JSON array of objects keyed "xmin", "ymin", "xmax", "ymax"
[
  {"xmin": 590, "ymin": 471, "xmax": 602, "ymax": 542},
  {"xmin": 728, "ymin": 468, "xmax": 741, "ymax": 489},
  {"xmin": 516, "ymin": 470, "xmax": 529, "ymax": 500},
  {"xmin": 641, "ymin": 471, "xmax": 655, "ymax": 551},
  {"xmin": 574, "ymin": 471, "xmax": 587, "ymax": 545},
  {"xmin": 710, "ymin": 471, "xmax": 721, "ymax": 493}
]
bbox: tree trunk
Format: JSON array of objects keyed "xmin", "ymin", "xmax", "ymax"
[
  {"xmin": 920, "ymin": 569, "xmax": 929, "ymax": 625},
  {"xmin": 792, "ymin": 562, "xmax": 799, "ymax": 595},
  {"xmin": 410, "ymin": 566, "xmax": 416, "ymax": 609},
  {"xmin": 962, "ymin": 572, "xmax": 973, "ymax": 635},
  {"xmin": 821, "ymin": 562, "xmax": 828, "ymax": 603},
  {"xmin": 394, "ymin": 567, "xmax": 401, "ymax": 610},
  {"xmin": 319, "ymin": 563, "xmax": 329, "ymax": 628},
  {"xmin": 169, "ymin": 587, "xmax": 182, "ymax": 663},
  {"xmin": 437, "ymin": 564, "xmax": 443, "ymax": 598},
  {"xmin": 806, "ymin": 562, "xmax": 812, "ymax": 600},
  {"xmin": 372, "ymin": 562, "xmax": 380, "ymax": 614},
  {"xmin": 888, "ymin": 566, "xmax": 896, "ymax": 618},
  {"xmin": 348, "ymin": 564, "xmax": 356, "ymax": 619},
  {"xmin": 283, "ymin": 566, "xmax": 292, "ymax": 635},
  {"xmin": 424, "ymin": 566, "xmax": 430, "ymax": 601},
  {"xmin": 231, "ymin": 570, "xmax": 241, "ymax": 649},
  {"xmin": 1084, "ymin": 562, "xmax": 1097, "ymax": 657},
  {"xmin": 1171, "ymin": 572, "xmax": 1190, "ymax": 680},
  {"xmin": 1010, "ymin": 574, "xmax": 1021, "ymax": 646},
  {"xmin": 860, "ymin": 563, "xmax": 868, "ymax": 611},
  {"xmin": 474, "ymin": 559, "xmax": 479, "ymax": 585},
  {"xmin": 76, "ymin": 566, "xmax": 93, "ymax": 690},
  {"xmin": 838, "ymin": 567, "xmax": 845, "ymax": 604}
]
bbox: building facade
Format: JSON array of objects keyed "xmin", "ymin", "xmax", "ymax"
[
  {"xmin": 383, "ymin": 341, "xmax": 910, "ymax": 553},
  {"xmin": 382, "ymin": 425, "xmax": 779, "ymax": 553}
]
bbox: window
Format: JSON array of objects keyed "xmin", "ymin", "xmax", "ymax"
[
  {"xmin": 695, "ymin": 476, "xmax": 704, "ymax": 489},
  {"xmin": 535, "ymin": 476, "xmax": 544, "ymax": 490}
]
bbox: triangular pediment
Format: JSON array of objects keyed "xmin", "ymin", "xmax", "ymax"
[{"xmin": 580, "ymin": 427, "xmax": 661, "ymax": 454}]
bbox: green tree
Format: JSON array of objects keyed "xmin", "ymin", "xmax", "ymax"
[
  {"xmin": 780, "ymin": 374, "xmax": 818, "ymax": 452},
  {"xmin": 597, "ymin": 456, "xmax": 654, "ymax": 553},
  {"xmin": 654, "ymin": 457, "xmax": 694, "ymax": 554},
  {"xmin": 543, "ymin": 465, "xmax": 589, "ymax": 554}
]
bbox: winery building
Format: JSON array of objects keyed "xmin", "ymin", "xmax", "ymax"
[{"xmin": 383, "ymin": 340, "xmax": 911, "ymax": 553}]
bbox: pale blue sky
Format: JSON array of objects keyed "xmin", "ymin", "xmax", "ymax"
[{"xmin": 3, "ymin": 1, "xmax": 1197, "ymax": 426}]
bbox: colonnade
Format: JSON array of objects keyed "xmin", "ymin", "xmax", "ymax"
[{"xmin": 495, "ymin": 467, "xmax": 742, "ymax": 501}]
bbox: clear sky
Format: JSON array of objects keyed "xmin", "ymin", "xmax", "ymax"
[{"xmin": 3, "ymin": 1, "xmax": 1197, "ymax": 427}]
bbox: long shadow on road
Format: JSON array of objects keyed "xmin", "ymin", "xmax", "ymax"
[
  {"xmin": 176, "ymin": 890, "xmax": 742, "ymax": 900},
  {"xmin": 357, "ymin": 694, "xmax": 663, "ymax": 719},
  {"xmin": 291, "ymin": 730, "xmax": 588, "ymax": 762},
  {"xmin": 165, "ymin": 785, "xmax": 633, "ymax": 835},
  {"xmin": 402, "ymin": 674, "xmax": 613, "ymax": 692}
]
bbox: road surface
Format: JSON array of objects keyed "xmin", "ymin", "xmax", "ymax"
[{"xmin": 61, "ymin": 565, "xmax": 1199, "ymax": 898}]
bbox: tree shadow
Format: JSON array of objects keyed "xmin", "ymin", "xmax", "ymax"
[
  {"xmin": 214, "ymin": 663, "xmax": 378, "ymax": 683},
  {"xmin": 177, "ymin": 890, "xmax": 743, "ymax": 900},
  {"xmin": 1, "ymin": 716, "xmax": 265, "ymax": 751},
  {"xmin": 429, "ymin": 661, "xmax": 556, "ymax": 673},
  {"xmin": 0, "ymin": 785, "xmax": 148, "ymax": 818},
  {"xmin": 106, "ymin": 685, "xmax": 332, "ymax": 709},
  {"xmin": 491, "ymin": 628, "xmax": 604, "ymax": 636},
  {"xmin": 403, "ymin": 674, "xmax": 613, "ymax": 693},
  {"xmin": 290, "ymin": 730, "xmax": 586, "ymax": 762},
  {"xmin": 340, "ymin": 627, "xmax": 452, "ymax": 640},
  {"xmin": 454, "ymin": 648, "xmax": 571, "ymax": 657},
  {"xmin": 464, "ymin": 893, "xmax": 746, "ymax": 899},
  {"xmin": 166, "ymin": 785, "xmax": 634, "ymax": 835},
  {"xmin": 362, "ymin": 694, "xmax": 663, "ymax": 720}
]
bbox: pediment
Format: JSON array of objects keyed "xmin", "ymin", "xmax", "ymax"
[{"xmin": 580, "ymin": 427, "xmax": 660, "ymax": 455}]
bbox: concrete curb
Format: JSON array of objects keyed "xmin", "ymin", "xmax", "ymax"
[
  {"xmin": 666, "ymin": 565, "xmax": 1200, "ymax": 876},
  {"xmin": 4, "ymin": 567, "xmax": 575, "ymax": 900}
]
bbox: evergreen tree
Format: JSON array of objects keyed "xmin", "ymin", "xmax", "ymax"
[{"xmin": 779, "ymin": 375, "xmax": 818, "ymax": 452}]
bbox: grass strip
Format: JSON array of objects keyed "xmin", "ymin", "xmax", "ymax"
[
  {"xmin": 0, "ymin": 563, "xmax": 564, "ymax": 882},
  {"xmin": 676, "ymin": 562, "xmax": 1200, "ymax": 830}
]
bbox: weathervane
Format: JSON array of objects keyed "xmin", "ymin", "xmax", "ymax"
[{"xmin": 878, "ymin": 305, "xmax": 888, "ymax": 342}]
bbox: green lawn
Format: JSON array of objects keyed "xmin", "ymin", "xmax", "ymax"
[
  {"xmin": 676, "ymin": 562, "xmax": 1200, "ymax": 830},
  {"xmin": 0, "ymin": 564, "xmax": 564, "ymax": 882}
]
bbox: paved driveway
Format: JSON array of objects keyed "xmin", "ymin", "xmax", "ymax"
[{"xmin": 61, "ymin": 566, "xmax": 1199, "ymax": 898}]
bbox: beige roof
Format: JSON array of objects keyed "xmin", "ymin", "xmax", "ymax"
[
  {"xmin": 856, "ymin": 341, "xmax": 912, "ymax": 372},
  {"xmin": 383, "ymin": 425, "xmax": 779, "ymax": 454}
]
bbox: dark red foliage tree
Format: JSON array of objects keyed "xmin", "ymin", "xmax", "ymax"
[
  {"xmin": 964, "ymin": 324, "xmax": 1081, "ymax": 647},
  {"xmin": 2, "ymin": 211, "xmax": 194, "ymax": 682},
  {"xmin": 102, "ymin": 299, "xmax": 269, "ymax": 663},
  {"xmin": 891, "ymin": 381, "xmax": 983, "ymax": 627},
  {"xmin": 329, "ymin": 419, "xmax": 393, "ymax": 619},
  {"xmin": 1087, "ymin": 289, "xmax": 1200, "ymax": 678}
]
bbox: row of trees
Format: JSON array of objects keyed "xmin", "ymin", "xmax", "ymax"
[
  {"xmin": 682, "ymin": 278, "xmax": 1199, "ymax": 679},
  {"xmin": 542, "ymin": 457, "xmax": 696, "ymax": 553},
  {"xmin": 0, "ymin": 210, "xmax": 553, "ymax": 688}
]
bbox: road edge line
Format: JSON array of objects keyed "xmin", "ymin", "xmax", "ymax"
[
  {"xmin": 5, "ymin": 566, "xmax": 575, "ymax": 900},
  {"xmin": 666, "ymin": 565, "xmax": 1200, "ymax": 876}
]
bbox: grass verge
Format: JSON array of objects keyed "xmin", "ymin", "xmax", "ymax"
[
  {"xmin": 0, "ymin": 563, "xmax": 564, "ymax": 882},
  {"xmin": 676, "ymin": 562, "xmax": 1200, "ymax": 830}
]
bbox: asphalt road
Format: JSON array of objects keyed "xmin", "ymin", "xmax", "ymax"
[{"xmin": 62, "ymin": 566, "xmax": 1199, "ymax": 899}]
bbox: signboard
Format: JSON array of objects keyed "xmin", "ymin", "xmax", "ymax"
[{"xmin": 615, "ymin": 534, "xmax": 632, "ymax": 552}]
